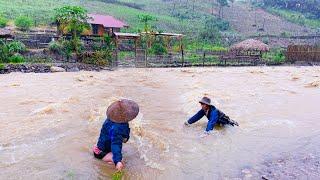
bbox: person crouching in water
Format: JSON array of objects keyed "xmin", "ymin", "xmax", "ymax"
[
  {"xmin": 93, "ymin": 99, "xmax": 139, "ymax": 171},
  {"xmin": 184, "ymin": 97, "xmax": 238, "ymax": 136}
]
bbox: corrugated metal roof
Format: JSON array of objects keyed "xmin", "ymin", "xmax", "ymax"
[
  {"xmin": 88, "ymin": 14, "xmax": 128, "ymax": 28},
  {"xmin": 113, "ymin": 32, "xmax": 140, "ymax": 37}
]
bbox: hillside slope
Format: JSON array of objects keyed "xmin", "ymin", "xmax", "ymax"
[
  {"xmin": 0, "ymin": 0, "xmax": 317, "ymax": 47},
  {"xmin": 222, "ymin": 1, "xmax": 316, "ymax": 36},
  {"xmin": 0, "ymin": 0, "xmax": 215, "ymax": 35}
]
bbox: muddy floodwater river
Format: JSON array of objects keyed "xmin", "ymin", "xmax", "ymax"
[{"xmin": 0, "ymin": 67, "xmax": 319, "ymax": 179}]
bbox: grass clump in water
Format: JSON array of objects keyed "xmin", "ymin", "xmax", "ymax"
[{"xmin": 112, "ymin": 171, "xmax": 124, "ymax": 180}]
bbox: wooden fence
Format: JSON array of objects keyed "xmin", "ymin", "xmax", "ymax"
[{"xmin": 287, "ymin": 45, "xmax": 320, "ymax": 62}]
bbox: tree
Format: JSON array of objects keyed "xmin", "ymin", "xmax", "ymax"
[
  {"xmin": 217, "ymin": 0, "xmax": 231, "ymax": 18},
  {"xmin": 138, "ymin": 14, "xmax": 157, "ymax": 49},
  {"xmin": 54, "ymin": 6, "xmax": 90, "ymax": 54},
  {"xmin": 199, "ymin": 18, "xmax": 223, "ymax": 44},
  {"xmin": 138, "ymin": 14, "xmax": 156, "ymax": 32}
]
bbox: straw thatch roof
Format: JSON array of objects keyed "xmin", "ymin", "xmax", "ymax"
[
  {"xmin": 0, "ymin": 28, "xmax": 12, "ymax": 38},
  {"xmin": 230, "ymin": 39, "xmax": 269, "ymax": 52}
]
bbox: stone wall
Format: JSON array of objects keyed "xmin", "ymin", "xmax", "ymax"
[{"xmin": 0, "ymin": 63, "xmax": 107, "ymax": 74}]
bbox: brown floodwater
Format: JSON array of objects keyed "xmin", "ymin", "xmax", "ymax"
[{"xmin": 0, "ymin": 67, "xmax": 319, "ymax": 179}]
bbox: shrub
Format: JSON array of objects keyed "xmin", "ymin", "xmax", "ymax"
[
  {"xmin": 15, "ymin": 16, "xmax": 33, "ymax": 31},
  {"xmin": 0, "ymin": 63, "xmax": 5, "ymax": 69},
  {"xmin": 92, "ymin": 51, "xmax": 110, "ymax": 66},
  {"xmin": 9, "ymin": 54, "xmax": 25, "ymax": 63},
  {"xmin": 82, "ymin": 51, "xmax": 111, "ymax": 66},
  {"xmin": 49, "ymin": 41, "xmax": 63, "ymax": 54},
  {"xmin": 0, "ymin": 16, "xmax": 8, "ymax": 28},
  {"xmin": 263, "ymin": 49, "xmax": 286, "ymax": 64},
  {"xmin": 150, "ymin": 43, "xmax": 167, "ymax": 55},
  {"xmin": 61, "ymin": 40, "xmax": 73, "ymax": 59},
  {"xmin": 7, "ymin": 41, "xmax": 26, "ymax": 54},
  {"xmin": 0, "ymin": 41, "xmax": 26, "ymax": 63},
  {"xmin": 0, "ymin": 40, "xmax": 9, "ymax": 63}
]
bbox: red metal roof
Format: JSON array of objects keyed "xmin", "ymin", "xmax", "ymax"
[{"xmin": 88, "ymin": 14, "xmax": 128, "ymax": 28}]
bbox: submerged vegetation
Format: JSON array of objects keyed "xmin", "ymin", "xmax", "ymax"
[{"xmin": 111, "ymin": 171, "xmax": 124, "ymax": 180}]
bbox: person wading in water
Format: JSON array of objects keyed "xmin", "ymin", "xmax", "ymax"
[
  {"xmin": 93, "ymin": 99, "xmax": 139, "ymax": 171},
  {"xmin": 184, "ymin": 97, "xmax": 239, "ymax": 137}
]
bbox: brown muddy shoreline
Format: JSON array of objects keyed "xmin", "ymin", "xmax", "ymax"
[{"xmin": 0, "ymin": 61, "xmax": 319, "ymax": 74}]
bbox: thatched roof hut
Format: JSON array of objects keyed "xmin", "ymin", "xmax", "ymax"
[
  {"xmin": 230, "ymin": 39, "xmax": 269, "ymax": 52},
  {"xmin": 0, "ymin": 28, "xmax": 12, "ymax": 38}
]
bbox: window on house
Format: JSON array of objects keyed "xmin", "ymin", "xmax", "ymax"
[{"xmin": 92, "ymin": 24, "xmax": 99, "ymax": 35}]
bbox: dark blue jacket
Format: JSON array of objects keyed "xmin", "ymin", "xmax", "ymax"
[
  {"xmin": 97, "ymin": 119, "xmax": 130, "ymax": 165},
  {"xmin": 187, "ymin": 106, "xmax": 219, "ymax": 132}
]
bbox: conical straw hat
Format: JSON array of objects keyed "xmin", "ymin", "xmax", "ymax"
[{"xmin": 107, "ymin": 99, "xmax": 139, "ymax": 123}]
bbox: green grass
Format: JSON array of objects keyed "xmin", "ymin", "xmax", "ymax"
[
  {"xmin": 267, "ymin": 8, "xmax": 320, "ymax": 29},
  {"xmin": 0, "ymin": 63, "xmax": 5, "ymax": 69},
  {"xmin": 0, "ymin": 0, "xmax": 236, "ymax": 52},
  {"xmin": 184, "ymin": 41, "xmax": 228, "ymax": 52},
  {"xmin": 0, "ymin": 0, "xmax": 211, "ymax": 33}
]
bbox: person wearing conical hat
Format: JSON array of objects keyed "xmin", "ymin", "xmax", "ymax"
[
  {"xmin": 184, "ymin": 97, "xmax": 238, "ymax": 137},
  {"xmin": 93, "ymin": 99, "xmax": 139, "ymax": 171}
]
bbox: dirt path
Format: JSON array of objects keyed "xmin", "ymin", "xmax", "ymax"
[{"xmin": 222, "ymin": 2, "xmax": 315, "ymax": 36}]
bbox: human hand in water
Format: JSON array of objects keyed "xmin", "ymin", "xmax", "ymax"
[
  {"xmin": 184, "ymin": 121, "xmax": 191, "ymax": 127},
  {"xmin": 199, "ymin": 131, "xmax": 210, "ymax": 138},
  {"xmin": 116, "ymin": 162, "xmax": 125, "ymax": 171}
]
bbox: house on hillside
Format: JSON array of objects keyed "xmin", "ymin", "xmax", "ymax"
[{"xmin": 86, "ymin": 14, "xmax": 128, "ymax": 36}]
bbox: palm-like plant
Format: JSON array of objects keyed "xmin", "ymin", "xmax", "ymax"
[{"xmin": 54, "ymin": 6, "xmax": 91, "ymax": 54}]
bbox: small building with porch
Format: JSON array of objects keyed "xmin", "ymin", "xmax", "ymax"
[{"xmin": 87, "ymin": 14, "xmax": 128, "ymax": 36}]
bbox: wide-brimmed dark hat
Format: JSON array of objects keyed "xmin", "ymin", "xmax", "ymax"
[
  {"xmin": 107, "ymin": 99, "xmax": 139, "ymax": 123},
  {"xmin": 199, "ymin": 97, "xmax": 212, "ymax": 106}
]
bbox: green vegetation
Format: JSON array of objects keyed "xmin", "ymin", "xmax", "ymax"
[
  {"xmin": 267, "ymin": 8, "xmax": 320, "ymax": 29},
  {"xmin": 54, "ymin": 6, "xmax": 90, "ymax": 55},
  {"xmin": 185, "ymin": 53, "xmax": 220, "ymax": 65},
  {"xmin": 8, "ymin": 54, "xmax": 25, "ymax": 63},
  {"xmin": 111, "ymin": 171, "xmax": 124, "ymax": 180},
  {"xmin": 14, "ymin": 16, "xmax": 33, "ymax": 31},
  {"xmin": 0, "ymin": 63, "xmax": 4, "ymax": 69},
  {"xmin": 149, "ymin": 36, "xmax": 167, "ymax": 55},
  {"xmin": 252, "ymin": 0, "xmax": 320, "ymax": 29},
  {"xmin": 0, "ymin": 40, "xmax": 26, "ymax": 63},
  {"xmin": 257, "ymin": 0, "xmax": 319, "ymax": 19},
  {"xmin": 138, "ymin": 14, "xmax": 157, "ymax": 32},
  {"xmin": 217, "ymin": 0, "xmax": 234, "ymax": 18},
  {"xmin": 0, "ymin": 15, "xmax": 8, "ymax": 28},
  {"xmin": 0, "ymin": 0, "xmax": 234, "ymax": 65},
  {"xmin": 263, "ymin": 48, "xmax": 286, "ymax": 64},
  {"xmin": 82, "ymin": 34, "xmax": 114, "ymax": 66},
  {"xmin": 49, "ymin": 40, "xmax": 75, "ymax": 60},
  {"xmin": 7, "ymin": 41, "xmax": 26, "ymax": 53},
  {"xmin": 0, "ymin": 0, "xmax": 232, "ymax": 46},
  {"xmin": 185, "ymin": 41, "xmax": 228, "ymax": 52}
]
